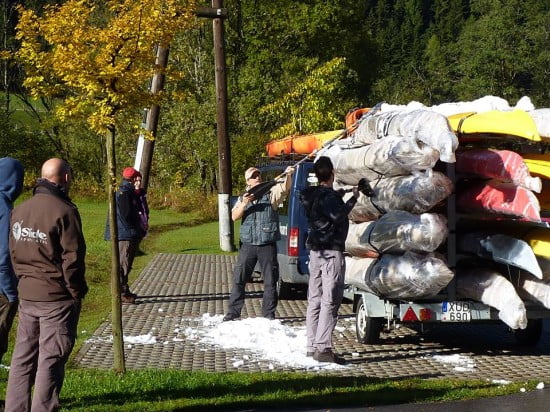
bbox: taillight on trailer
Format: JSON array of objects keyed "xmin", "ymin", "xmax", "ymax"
[
  {"xmin": 419, "ymin": 308, "xmax": 432, "ymax": 321},
  {"xmin": 402, "ymin": 306, "xmax": 418, "ymax": 322},
  {"xmin": 288, "ymin": 227, "xmax": 299, "ymax": 256}
]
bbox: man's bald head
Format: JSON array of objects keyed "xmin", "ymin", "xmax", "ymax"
[{"xmin": 41, "ymin": 158, "xmax": 72, "ymax": 191}]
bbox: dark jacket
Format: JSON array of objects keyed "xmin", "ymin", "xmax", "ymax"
[
  {"xmin": 300, "ymin": 186, "xmax": 357, "ymax": 251},
  {"xmin": 9, "ymin": 179, "xmax": 87, "ymax": 302},
  {"xmin": 104, "ymin": 180, "xmax": 145, "ymax": 241},
  {"xmin": 0, "ymin": 158, "xmax": 24, "ymax": 302}
]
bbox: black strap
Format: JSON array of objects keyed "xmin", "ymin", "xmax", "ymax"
[{"xmin": 456, "ymin": 113, "xmax": 476, "ymax": 137}]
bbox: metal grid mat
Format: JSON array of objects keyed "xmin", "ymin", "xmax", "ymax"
[{"xmin": 74, "ymin": 253, "xmax": 550, "ymax": 381}]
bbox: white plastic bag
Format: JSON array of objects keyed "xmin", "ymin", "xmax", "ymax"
[
  {"xmin": 326, "ymin": 135, "xmax": 440, "ymax": 185},
  {"xmin": 338, "ymin": 170, "xmax": 452, "ymax": 221},
  {"xmin": 366, "ymin": 252, "xmax": 454, "ymax": 299},
  {"xmin": 344, "ymin": 256, "xmax": 377, "ymax": 292},
  {"xmin": 529, "ymin": 108, "xmax": 550, "ymax": 138},
  {"xmin": 456, "ymin": 268, "xmax": 527, "ymax": 330},
  {"xmin": 353, "ymin": 109, "xmax": 458, "ymax": 163},
  {"xmin": 516, "ymin": 271, "xmax": 550, "ymax": 309},
  {"xmin": 345, "ymin": 211, "xmax": 448, "ymax": 257}
]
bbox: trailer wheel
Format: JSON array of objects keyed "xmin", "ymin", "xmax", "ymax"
[
  {"xmin": 514, "ymin": 318, "xmax": 543, "ymax": 346},
  {"xmin": 277, "ymin": 278, "xmax": 292, "ymax": 300},
  {"xmin": 356, "ymin": 296, "xmax": 383, "ymax": 344}
]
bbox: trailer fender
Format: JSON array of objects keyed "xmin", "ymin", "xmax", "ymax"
[{"xmin": 356, "ymin": 291, "xmax": 387, "ymax": 318}]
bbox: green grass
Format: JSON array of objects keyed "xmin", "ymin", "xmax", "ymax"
[
  {"xmin": 0, "ymin": 198, "xmax": 536, "ymax": 410},
  {"xmin": 0, "ymin": 368, "xmax": 531, "ymax": 411}
]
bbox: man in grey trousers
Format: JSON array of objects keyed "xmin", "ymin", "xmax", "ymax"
[
  {"xmin": 6, "ymin": 158, "xmax": 87, "ymax": 412},
  {"xmin": 299, "ymin": 156, "xmax": 358, "ymax": 364}
]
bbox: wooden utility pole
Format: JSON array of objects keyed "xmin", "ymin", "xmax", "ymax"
[
  {"xmin": 211, "ymin": 0, "xmax": 235, "ymax": 252},
  {"xmin": 134, "ymin": 3, "xmax": 234, "ymax": 251}
]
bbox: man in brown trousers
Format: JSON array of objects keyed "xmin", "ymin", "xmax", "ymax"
[{"xmin": 6, "ymin": 158, "xmax": 87, "ymax": 412}]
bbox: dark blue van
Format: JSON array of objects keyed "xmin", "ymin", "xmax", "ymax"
[{"xmin": 256, "ymin": 158, "xmax": 315, "ymax": 298}]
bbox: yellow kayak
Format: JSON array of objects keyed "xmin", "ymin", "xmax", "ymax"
[
  {"xmin": 526, "ymin": 228, "xmax": 550, "ymax": 258},
  {"xmin": 523, "ymin": 228, "xmax": 550, "ymax": 278},
  {"xmin": 522, "ymin": 153, "xmax": 550, "ymax": 179},
  {"xmin": 447, "ymin": 110, "xmax": 542, "ymax": 142}
]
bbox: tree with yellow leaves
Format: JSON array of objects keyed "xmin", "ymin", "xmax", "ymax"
[{"xmin": 14, "ymin": 0, "xmax": 197, "ymax": 373}]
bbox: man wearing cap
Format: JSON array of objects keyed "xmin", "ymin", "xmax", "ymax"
[
  {"xmin": 104, "ymin": 167, "xmax": 145, "ymax": 304},
  {"xmin": 223, "ymin": 165, "xmax": 294, "ymax": 321}
]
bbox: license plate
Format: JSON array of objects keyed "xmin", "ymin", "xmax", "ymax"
[{"xmin": 441, "ymin": 301, "xmax": 471, "ymax": 322}]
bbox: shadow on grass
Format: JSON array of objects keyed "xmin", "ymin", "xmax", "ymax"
[{"xmin": 62, "ymin": 373, "xmax": 473, "ymax": 411}]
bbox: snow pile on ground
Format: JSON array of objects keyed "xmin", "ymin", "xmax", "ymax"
[
  {"xmin": 184, "ymin": 314, "xmax": 348, "ymax": 370},
  {"xmin": 423, "ymin": 353, "xmax": 476, "ymax": 372},
  {"xmin": 86, "ymin": 333, "xmax": 157, "ymax": 346}
]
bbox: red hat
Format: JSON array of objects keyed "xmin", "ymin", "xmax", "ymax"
[{"xmin": 122, "ymin": 167, "xmax": 141, "ymax": 180}]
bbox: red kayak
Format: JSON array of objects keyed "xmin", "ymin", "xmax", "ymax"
[
  {"xmin": 457, "ymin": 180, "xmax": 541, "ymax": 222},
  {"xmin": 456, "ymin": 149, "xmax": 541, "ymax": 192}
]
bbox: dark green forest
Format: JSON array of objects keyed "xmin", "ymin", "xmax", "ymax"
[{"xmin": 1, "ymin": 0, "xmax": 549, "ymax": 199}]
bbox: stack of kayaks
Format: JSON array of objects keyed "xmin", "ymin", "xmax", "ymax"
[{"xmin": 264, "ymin": 96, "xmax": 550, "ymax": 329}]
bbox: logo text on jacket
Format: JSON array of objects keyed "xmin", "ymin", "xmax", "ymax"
[{"xmin": 12, "ymin": 221, "xmax": 48, "ymax": 244}]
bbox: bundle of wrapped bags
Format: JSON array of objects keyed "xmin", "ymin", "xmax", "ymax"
[{"xmin": 324, "ymin": 96, "xmax": 550, "ymax": 330}]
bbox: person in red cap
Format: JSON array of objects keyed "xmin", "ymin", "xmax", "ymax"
[{"xmin": 104, "ymin": 166, "xmax": 146, "ymax": 304}]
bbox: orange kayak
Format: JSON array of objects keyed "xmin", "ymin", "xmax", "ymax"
[
  {"xmin": 345, "ymin": 107, "xmax": 370, "ymax": 133},
  {"xmin": 266, "ymin": 130, "xmax": 344, "ymax": 157}
]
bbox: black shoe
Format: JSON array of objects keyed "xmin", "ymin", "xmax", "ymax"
[
  {"xmin": 306, "ymin": 351, "xmax": 314, "ymax": 357},
  {"xmin": 313, "ymin": 349, "xmax": 346, "ymax": 365},
  {"xmin": 121, "ymin": 286, "xmax": 137, "ymax": 298},
  {"xmin": 223, "ymin": 313, "xmax": 240, "ymax": 322},
  {"xmin": 121, "ymin": 293, "xmax": 136, "ymax": 304},
  {"xmin": 264, "ymin": 314, "xmax": 275, "ymax": 320}
]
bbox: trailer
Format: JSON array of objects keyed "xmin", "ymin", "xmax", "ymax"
[
  {"xmin": 260, "ymin": 103, "xmax": 550, "ymax": 344},
  {"xmin": 345, "ymin": 162, "xmax": 550, "ymax": 346}
]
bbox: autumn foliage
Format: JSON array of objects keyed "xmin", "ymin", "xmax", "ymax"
[{"xmin": 14, "ymin": 0, "xmax": 197, "ymax": 134}]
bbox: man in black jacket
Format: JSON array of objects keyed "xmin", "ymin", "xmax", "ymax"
[
  {"xmin": 300, "ymin": 156, "xmax": 358, "ymax": 364},
  {"xmin": 6, "ymin": 158, "xmax": 87, "ymax": 412},
  {"xmin": 105, "ymin": 167, "xmax": 145, "ymax": 304}
]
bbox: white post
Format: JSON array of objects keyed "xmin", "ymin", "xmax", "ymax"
[{"xmin": 218, "ymin": 193, "xmax": 234, "ymax": 252}]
